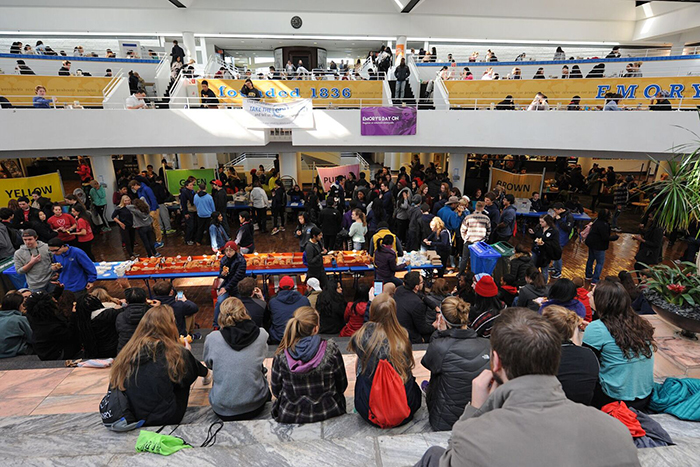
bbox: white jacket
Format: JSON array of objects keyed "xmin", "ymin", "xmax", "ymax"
[{"xmin": 250, "ymin": 187, "xmax": 269, "ymax": 209}]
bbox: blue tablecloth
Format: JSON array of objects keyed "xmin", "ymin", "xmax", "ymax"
[
  {"xmin": 167, "ymin": 202, "xmax": 306, "ymax": 212},
  {"xmin": 516, "ymin": 211, "xmax": 591, "ymax": 222}
]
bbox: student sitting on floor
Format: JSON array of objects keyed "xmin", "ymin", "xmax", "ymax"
[
  {"xmin": 115, "ymin": 287, "xmax": 152, "ymax": 354},
  {"xmin": 498, "ymin": 274, "xmax": 518, "ymax": 307},
  {"xmin": 516, "ymin": 266, "xmax": 548, "ymax": 311},
  {"xmin": 108, "ymin": 305, "xmax": 209, "ymax": 426},
  {"xmin": 24, "ymin": 291, "xmax": 81, "ymax": 361},
  {"xmin": 204, "ymin": 297, "xmax": 271, "ymax": 421},
  {"xmin": 422, "ymin": 296, "xmax": 490, "ymax": 431},
  {"xmin": 271, "ymin": 306, "xmax": 347, "ymax": 424},
  {"xmin": 0, "ymin": 290, "xmax": 33, "ymax": 358},
  {"xmin": 349, "ymin": 293, "xmax": 422, "ymax": 428},
  {"xmin": 538, "ymin": 278, "xmax": 586, "ymax": 320},
  {"xmin": 572, "ymin": 276, "xmax": 593, "ymax": 321}
]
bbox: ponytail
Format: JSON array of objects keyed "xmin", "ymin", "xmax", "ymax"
[
  {"xmin": 353, "ymin": 208, "xmax": 367, "ymax": 227},
  {"xmin": 276, "ymin": 306, "xmax": 319, "ymax": 355}
]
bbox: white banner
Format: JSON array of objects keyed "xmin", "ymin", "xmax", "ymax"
[{"xmin": 242, "ymin": 99, "xmax": 315, "ymax": 129}]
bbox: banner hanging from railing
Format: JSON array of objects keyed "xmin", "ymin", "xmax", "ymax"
[
  {"xmin": 489, "ymin": 168, "xmax": 544, "ymax": 199},
  {"xmin": 242, "ymin": 99, "xmax": 315, "ymax": 129},
  {"xmin": 0, "ymin": 172, "xmax": 64, "ymax": 206},
  {"xmin": 165, "ymin": 168, "xmax": 216, "ymax": 196},
  {"xmin": 317, "ymin": 164, "xmax": 360, "ymax": 192},
  {"xmin": 0, "ymin": 75, "xmax": 111, "ymax": 107},
  {"xmin": 361, "ymin": 106, "xmax": 417, "ymax": 135}
]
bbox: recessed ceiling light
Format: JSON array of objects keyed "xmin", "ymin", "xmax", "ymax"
[{"xmin": 314, "ymin": 42, "xmax": 317, "ymax": 45}]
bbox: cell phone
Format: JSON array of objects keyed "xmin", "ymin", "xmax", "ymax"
[
  {"xmin": 374, "ymin": 281, "xmax": 383, "ymax": 296},
  {"xmin": 177, "ymin": 291, "xmax": 184, "ymax": 300}
]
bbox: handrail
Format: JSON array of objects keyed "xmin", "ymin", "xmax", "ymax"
[
  {"xmin": 433, "ymin": 77, "xmax": 450, "ymax": 110},
  {"xmin": 102, "ymin": 69, "xmax": 124, "ymax": 97}
]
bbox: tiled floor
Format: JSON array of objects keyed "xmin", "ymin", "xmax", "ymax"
[{"xmin": 0, "ymin": 350, "xmax": 431, "ymax": 418}]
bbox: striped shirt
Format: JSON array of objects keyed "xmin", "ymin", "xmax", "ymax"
[{"xmin": 460, "ymin": 211, "xmax": 492, "ymax": 243}]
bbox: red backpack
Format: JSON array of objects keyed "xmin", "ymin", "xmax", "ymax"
[{"xmin": 368, "ymin": 359, "xmax": 411, "ymax": 428}]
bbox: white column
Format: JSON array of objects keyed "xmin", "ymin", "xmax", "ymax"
[
  {"xmin": 383, "ymin": 152, "xmax": 400, "ymax": 171},
  {"xmin": 178, "ymin": 153, "xmax": 195, "ymax": 169},
  {"xmin": 395, "ymin": 35, "xmax": 407, "ymax": 65},
  {"xmin": 136, "ymin": 154, "xmax": 147, "ymax": 172},
  {"xmin": 655, "ymin": 160, "xmax": 671, "ymax": 181},
  {"xmin": 182, "ymin": 31, "xmax": 196, "ymax": 64},
  {"xmin": 90, "ymin": 155, "xmax": 117, "ymax": 220},
  {"xmin": 279, "ymin": 152, "xmax": 299, "ymax": 184},
  {"xmin": 578, "ymin": 157, "xmax": 594, "ymax": 176},
  {"xmin": 420, "ymin": 152, "xmax": 431, "ymax": 167},
  {"xmin": 449, "ymin": 153, "xmax": 468, "ymax": 195}
]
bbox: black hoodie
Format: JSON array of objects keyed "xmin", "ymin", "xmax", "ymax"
[
  {"xmin": 115, "ymin": 303, "xmax": 151, "ymax": 353},
  {"xmin": 220, "ymin": 319, "xmax": 260, "ymax": 351}
]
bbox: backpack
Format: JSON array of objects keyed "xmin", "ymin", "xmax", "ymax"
[
  {"xmin": 99, "ymin": 389, "xmax": 145, "ymax": 432},
  {"xmin": 368, "ymin": 359, "xmax": 411, "ymax": 428},
  {"xmin": 580, "ymin": 221, "xmax": 594, "ymax": 241}
]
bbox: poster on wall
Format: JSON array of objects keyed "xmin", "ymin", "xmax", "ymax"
[
  {"xmin": 0, "ymin": 172, "xmax": 64, "ymax": 206},
  {"xmin": 360, "ymin": 107, "xmax": 417, "ymax": 136},
  {"xmin": 242, "ymin": 99, "xmax": 315, "ymax": 129},
  {"xmin": 165, "ymin": 168, "xmax": 216, "ymax": 196},
  {"xmin": 317, "ymin": 164, "xmax": 360, "ymax": 191}
]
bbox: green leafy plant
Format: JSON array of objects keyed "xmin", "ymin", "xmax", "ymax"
[{"xmin": 641, "ymin": 262, "xmax": 700, "ymax": 308}]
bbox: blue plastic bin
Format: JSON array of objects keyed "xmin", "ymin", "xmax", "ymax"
[{"xmin": 468, "ymin": 241, "xmax": 500, "ymax": 275}]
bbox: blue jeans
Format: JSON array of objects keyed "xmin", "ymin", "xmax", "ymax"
[
  {"xmin": 531, "ymin": 251, "xmax": 549, "ymax": 282},
  {"xmin": 397, "ymin": 80, "xmax": 407, "ymax": 98},
  {"xmin": 552, "ymin": 258, "xmax": 562, "ymax": 276},
  {"xmin": 213, "ymin": 291, "xmax": 229, "ymax": 328},
  {"xmin": 586, "ymin": 249, "xmax": 606, "ymax": 283}
]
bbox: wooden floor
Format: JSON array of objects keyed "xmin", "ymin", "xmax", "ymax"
[{"xmin": 90, "ymin": 211, "xmax": 688, "ymax": 330}]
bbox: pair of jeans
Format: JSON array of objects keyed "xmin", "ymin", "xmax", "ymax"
[
  {"xmin": 585, "ymin": 248, "xmax": 606, "ymax": 283},
  {"xmin": 136, "ymin": 225, "xmax": 157, "ymax": 257},
  {"xmin": 458, "ymin": 241, "xmax": 474, "ymax": 276},
  {"xmin": 272, "ymin": 207, "xmax": 285, "ymax": 228},
  {"xmin": 183, "ymin": 214, "xmax": 195, "ymax": 243},
  {"xmin": 256, "ymin": 207, "xmax": 268, "ymax": 232},
  {"xmin": 611, "ymin": 207, "xmax": 621, "ymax": 229},
  {"xmin": 213, "ymin": 291, "xmax": 229, "ymax": 328},
  {"xmin": 195, "ymin": 216, "xmax": 211, "ymax": 244},
  {"xmin": 531, "ymin": 251, "xmax": 549, "ymax": 282},
  {"xmin": 119, "ymin": 225, "xmax": 135, "ymax": 257},
  {"xmin": 353, "ymin": 241, "xmax": 364, "ymax": 251},
  {"xmin": 396, "ymin": 80, "xmax": 407, "ymax": 98},
  {"xmin": 551, "ymin": 258, "xmax": 562, "ymax": 276}
]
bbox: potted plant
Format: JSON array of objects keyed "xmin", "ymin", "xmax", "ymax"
[{"xmin": 640, "ymin": 261, "xmax": 700, "ymax": 338}]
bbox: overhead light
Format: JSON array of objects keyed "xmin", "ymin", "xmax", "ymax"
[
  {"xmin": 195, "ymin": 33, "xmax": 394, "ymax": 41},
  {"xmin": 394, "ymin": 0, "xmax": 404, "ymax": 8}
]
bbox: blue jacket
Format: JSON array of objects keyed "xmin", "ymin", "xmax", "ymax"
[
  {"xmin": 137, "ymin": 185, "xmax": 159, "ymax": 211},
  {"xmin": 268, "ymin": 290, "xmax": 310, "ymax": 342},
  {"xmin": 496, "ymin": 205, "xmax": 517, "ymax": 237},
  {"xmin": 219, "ymin": 253, "xmax": 247, "ymax": 297},
  {"xmin": 193, "ymin": 191, "xmax": 215, "ymax": 218},
  {"xmin": 538, "ymin": 299, "xmax": 586, "ymax": 320},
  {"xmin": 437, "ymin": 206, "xmax": 464, "ymax": 233},
  {"xmin": 556, "ymin": 210, "xmax": 575, "ymax": 247},
  {"xmin": 650, "ymin": 377, "xmax": 700, "ymax": 421},
  {"xmin": 209, "ymin": 223, "xmax": 230, "ymax": 251},
  {"xmin": 53, "ymin": 246, "xmax": 97, "ymax": 292}
]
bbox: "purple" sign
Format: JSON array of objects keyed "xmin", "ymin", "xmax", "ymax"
[{"xmin": 361, "ymin": 107, "xmax": 417, "ymax": 136}]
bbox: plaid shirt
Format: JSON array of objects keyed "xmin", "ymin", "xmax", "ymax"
[
  {"xmin": 271, "ymin": 339, "xmax": 348, "ymax": 424},
  {"xmin": 460, "ymin": 211, "xmax": 491, "ymax": 244}
]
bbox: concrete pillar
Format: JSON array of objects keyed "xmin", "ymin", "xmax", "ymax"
[
  {"xmin": 384, "ymin": 153, "xmax": 400, "ymax": 171},
  {"xmin": 182, "ymin": 31, "xmax": 196, "ymax": 64},
  {"xmin": 136, "ymin": 154, "xmax": 147, "ymax": 172},
  {"xmin": 449, "ymin": 153, "xmax": 468, "ymax": 195},
  {"xmin": 90, "ymin": 155, "xmax": 117, "ymax": 220},
  {"xmin": 279, "ymin": 152, "xmax": 299, "ymax": 184},
  {"xmin": 178, "ymin": 153, "xmax": 195, "ymax": 170},
  {"xmin": 419, "ymin": 152, "xmax": 431, "ymax": 167},
  {"xmin": 668, "ymin": 34, "xmax": 686, "ymax": 56},
  {"xmin": 395, "ymin": 36, "xmax": 407, "ymax": 65},
  {"xmin": 196, "ymin": 153, "xmax": 218, "ymax": 169},
  {"xmin": 578, "ymin": 157, "xmax": 594, "ymax": 176}
]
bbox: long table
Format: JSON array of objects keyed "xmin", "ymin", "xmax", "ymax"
[
  {"xmin": 515, "ymin": 210, "xmax": 591, "ymax": 235},
  {"xmin": 166, "ymin": 201, "xmax": 307, "ymax": 213}
]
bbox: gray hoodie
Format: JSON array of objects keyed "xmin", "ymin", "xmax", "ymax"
[
  {"xmin": 0, "ymin": 223, "xmax": 16, "ymax": 259},
  {"xmin": 13, "ymin": 241, "xmax": 53, "ymax": 290},
  {"xmin": 126, "ymin": 205, "xmax": 152, "ymax": 228}
]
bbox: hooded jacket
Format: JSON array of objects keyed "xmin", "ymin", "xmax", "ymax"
[
  {"xmin": 267, "ymin": 290, "xmax": 311, "ymax": 343},
  {"xmin": 219, "ymin": 252, "xmax": 247, "ymax": 297},
  {"xmin": 422, "ymin": 328, "xmax": 491, "ymax": 431},
  {"xmin": 394, "ymin": 285, "xmax": 435, "ymax": 344},
  {"xmin": 271, "ymin": 337, "xmax": 347, "ymax": 424},
  {"xmin": 204, "ymin": 322, "xmax": 270, "ymax": 417},
  {"xmin": 439, "ymin": 375, "xmax": 639, "ymax": 467},
  {"xmin": 517, "ymin": 283, "xmax": 549, "ymax": 311},
  {"xmin": 53, "ymin": 245, "xmax": 97, "ymax": 292},
  {"xmin": 213, "ymin": 187, "xmax": 228, "ymax": 215},
  {"xmin": 154, "ymin": 294, "xmax": 199, "ymax": 337},
  {"xmin": 193, "ymin": 190, "xmax": 215, "ymax": 218},
  {"xmin": 395, "ymin": 187, "xmax": 412, "ymax": 221},
  {"xmin": 85, "ymin": 306, "xmax": 124, "ymax": 358},
  {"xmin": 509, "ymin": 253, "xmax": 532, "ymax": 287},
  {"xmin": 25, "ymin": 308, "xmax": 80, "ymax": 361},
  {"xmin": 295, "ymin": 222, "xmax": 318, "ymax": 251},
  {"xmin": 374, "ymin": 245, "xmax": 406, "ymax": 283},
  {"xmin": 539, "ymin": 298, "xmax": 587, "ymax": 320},
  {"xmin": 316, "ymin": 290, "xmax": 346, "ymax": 335},
  {"xmin": 115, "ymin": 303, "xmax": 151, "ymax": 353},
  {"xmin": 0, "ymin": 309, "xmax": 32, "ymax": 358},
  {"xmin": 0, "ymin": 222, "xmax": 16, "ymax": 259},
  {"xmin": 14, "ymin": 241, "xmax": 53, "ymax": 290},
  {"xmin": 123, "ymin": 344, "xmax": 207, "ymax": 426},
  {"xmin": 340, "ymin": 301, "xmax": 368, "ymax": 337}
]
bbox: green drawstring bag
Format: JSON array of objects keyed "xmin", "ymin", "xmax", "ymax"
[{"xmin": 135, "ymin": 430, "xmax": 192, "ymax": 456}]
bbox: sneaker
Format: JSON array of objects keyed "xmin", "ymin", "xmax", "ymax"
[
  {"xmin": 165, "ymin": 229, "xmax": 177, "ymax": 235},
  {"xmin": 155, "ymin": 252, "xmax": 162, "ymax": 258},
  {"xmin": 551, "ymin": 273, "xmax": 562, "ymax": 279},
  {"xmin": 186, "ymin": 241, "xmax": 194, "ymax": 246},
  {"xmin": 279, "ymin": 227, "xmax": 285, "ymax": 232},
  {"xmin": 271, "ymin": 228, "xmax": 279, "ymax": 236},
  {"xmin": 585, "ymin": 277, "xmax": 593, "ymax": 281},
  {"xmin": 420, "ymin": 380, "xmax": 429, "ymax": 396},
  {"xmin": 102, "ymin": 227, "xmax": 112, "ymax": 232},
  {"xmin": 154, "ymin": 242, "xmax": 164, "ymax": 249}
]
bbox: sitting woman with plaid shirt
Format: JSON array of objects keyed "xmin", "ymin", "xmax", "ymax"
[{"xmin": 271, "ymin": 306, "xmax": 348, "ymax": 424}]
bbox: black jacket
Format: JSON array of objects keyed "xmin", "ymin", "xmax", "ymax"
[
  {"xmin": 517, "ymin": 284, "xmax": 549, "ymax": 311},
  {"xmin": 271, "ymin": 187, "xmax": 287, "ymax": 209},
  {"xmin": 236, "ymin": 221, "xmax": 255, "ymax": 250},
  {"xmin": 219, "ymin": 253, "xmax": 247, "ymax": 297},
  {"xmin": 422, "ymin": 328, "xmax": 491, "ymax": 431},
  {"xmin": 13, "ymin": 207, "xmax": 41, "ymax": 230},
  {"xmin": 26, "ymin": 311, "xmax": 81, "ymax": 361},
  {"xmin": 394, "ymin": 286, "xmax": 434, "ymax": 344},
  {"xmin": 319, "ymin": 207, "xmax": 342, "ymax": 236},
  {"xmin": 635, "ymin": 225, "xmax": 664, "ymax": 265},
  {"xmin": 304, "ymin": 240, "xmax": 325, "ymax": 281},
  {"xmin": 558, "ymin": 342, "xmax": 599, "ymax": 406},
  {"xmin": 87, "ymin": 306, "xmax": 124, "ymax": 358},
  {"xmin": 533, "ymin": 227, "xmax": 561, "ymax": 266},
  {"xmin": 123, "ymin": 344, "xmax": 207, "ymax": 426},
  {"xmin": 115, "ymin": 303, "xmax": 151, "ymax": 353},
  {"xmin": 316, "ymin": 291, "xmax": 346, "ymax": 335},
  {"xmin": 213, "ymin": 188, "xmax": 228, "ymax": 215},
  {"xmin": 509, "ymin": 253, "xmax": 532, "ymax": 287},
  {"xmin": 585, "ymin": 219, "xmax": 618, "ymax": 251},
  {"xmin": 154, "ymin": 295, "xmax": 198, "ymax": 336},
  {"xmin": 374, "ymin": 245, "xmax": 406, "ymax": 283},
  {"xmin": 241, "ymin": 296, "xmax": 266, "ymax": 327}
]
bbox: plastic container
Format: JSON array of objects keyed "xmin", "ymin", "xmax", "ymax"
[
  {"xmin": 468, "ymin": 241, "xmax": 500, "ymax": 275},
  {"xmin": 492, "ymin": 242, "xmax": 515, "ymax": 258},
  {"xmin": 492, "ymin": 241, "xmax": 515, "ymax": 283}
]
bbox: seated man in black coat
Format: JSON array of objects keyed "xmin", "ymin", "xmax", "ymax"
[
  {"xmin": 393, "ymin": 271, "xmax": 435, "ymax": 343},
  {"xmin": 152, "ymin": 281, "xmax": 199, "ymax": 336}
]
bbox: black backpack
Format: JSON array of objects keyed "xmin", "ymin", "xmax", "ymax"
[{"xmin": 100, "ymin": 389, "xmax": 145, "ymax": 432}]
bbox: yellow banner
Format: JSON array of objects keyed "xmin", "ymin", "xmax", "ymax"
[
  {"xmin": 444, "ymin": 76, "xmax": 700, "ymax": 108},
  {"xmin": 0, "ymin": 75, "xmax": 111, "ymax": 107},
  {"xmin": 490, "ymin": 168, "xmax": 543, "ymax": 199},
  {"xmin": 196, "ymin": 79, "xmax": 383, "ymax": 106},
  {"xmin": 0, "ymin": 173, "xmax": 64, "ymax": 206}
]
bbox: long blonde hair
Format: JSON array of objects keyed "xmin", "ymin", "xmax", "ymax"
[
  {"xmin": 353, "ymin": 208, "xmax": 367, "ymax": 227},
  {"xmin": 348, "ymin": 294, "xmax": 414, "ymax": 382},
  {"xmin": 109, "ymin": 305, "xmax": 186, "ymax": 391},
  {"xmin": 90, "ymin": 287, "xmax": 121, "ymax": 306},
  {"xmin": 276, "ymin": 306, "xmax": 319, "ymax": 355}
]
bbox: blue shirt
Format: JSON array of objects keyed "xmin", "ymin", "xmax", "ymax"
[
  {"xmin": 53, "ymin": 246, "xmax": 97, "ymax": 292},
  {"xmin": 137, "ymin": 185, "xmax": 159, "ymax": 211},
  {"xmin": 582, "ymin": 319, "xmax": 654, "ymax": 401},
  {"xmin": 33, "ymin": 96, "xmax": 51, "ymax": 108},
  {"xmin": 496, "ymin": 205, "xmax": 517, "ymax": 237},
  {"xmin": 193, "ymin": 191, "xmax": 215, "ymax": 218}
]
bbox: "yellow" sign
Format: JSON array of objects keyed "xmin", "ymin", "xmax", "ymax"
[
  {"xmin": 0, "ymin": 172, "xmax": 64, "ymax": 206},
  {"xmin": 0, "ymin": 75, "xmax": 111, "ymax": 107}
]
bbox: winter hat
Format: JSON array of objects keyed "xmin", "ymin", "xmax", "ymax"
[
  {"xmin": 307, "ymin": 277, "xmax": 322, "ymax": 292},
  {"xmin": 475, "ymin": 275, "xmax": 499, "ymax": 298},
  {"xmin": 411, "ymin": 194, "xmax": 422, "ymax": 205},
  {"xmin": 279, "ymin": 276, "xmax": 295, "ymax": 290},
  {"xmin": 446, "ymin": 196, "xmax": 460, "ymax": 206},
  {"xmin": 223, "ymin": 241, "xmax": 238, "ymax": 251}
]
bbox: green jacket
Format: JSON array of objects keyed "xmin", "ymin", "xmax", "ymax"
[
  {"xmin": 90, "ymin": 186, "xmax": 107, "ymax": 207},
  {"xmin": 0, "ymin": 309, "xmax": 32, "ymax": 358}
]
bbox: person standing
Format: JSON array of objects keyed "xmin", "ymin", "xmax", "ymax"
[
  {"xmin": 250, "ymin": 180, "xmax": 269, "ymax": 233},
  {"xmin": 234, "ymin": 211, "xmax": 255, "ymax": 254},
  {"xmin": 127, "ymin": 199, "xmax": 159, "ymax": 258},
  {"xmin": 170, "ymin": 40, "xmax": 185, "ymax": 64},
  {"xmin": 395, "ymin": 58, "xmax": 411, "ymax": 99},
  {"xmin": 14, "ymin": 229, "xmax": 53, "ymax": 292},
  {"xmin": 319, "ymin": 199, "xmax": 342, "ymax": 251},
  {"xmin": 88, "ymin": 180, "xmax": 110, "ymax": 233},
  {"xmin": 129, "ymin": 180, "xmax": 163, "ymax": 247},
  {"xmin": 211, "ymin": 180, "xmax": 228, "ymax": 218},
  {"xmin": 483, "ymin": 192, "xmax": 500, "ymax": 243},
  {"xmin": 270, "ymin": 179, "xmax": 287, "ymax": 236},
  {"xmin": 294, "ymin": 213, "xmax": 317, "ymax": 252},
  {"xmin": 348, "ymin": 209, "xmax": 368, "ymax": 250},
  {"xmin": 551, "ymin": 202, "xmax": 574, "ymax": 280},
  {"xmin": 584, "ymin": 209, "xmax": 618, "ymax": 284},
  {"xmin": 528, "ymin": 214, "xmax": 560, "ymax": 283},
  {"xmin": 193, "ymin": 183, "xmax": 215, "ymax": 245},
  {"xmin": 304, "ymin": 227, "xmax": 327, "ymax": 289},
  {"xmin": 47, "ymin": 238, "xmax": 97, "ymax": 298},
  {"xmin": 47, "ymin": 204, "xmax": 77, "ymax": 247},
  {"xmin": 70, "ymin": 204, "xmax": 95, "ymax": 262},
  {"xmin": 458, "ymin": 201, "xmax": 491, "ymax": 275},
  {"xmin": 494, "ymin": 194, "xmax": 516, "ymax": 244},
  {"xmin": 180, "ymin": 178, "xmax": 197, "ymax": 246},
  {"xmin": 633, "ymin": 217, "xmax": 664, "ymax": 272},
  {"xmin": 152, "ymin": 177, "xmax": 175, "ymax": 236},
  {"xmin": 213, "ymin": 242, "xmax": 247, "ymax": 329}
]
